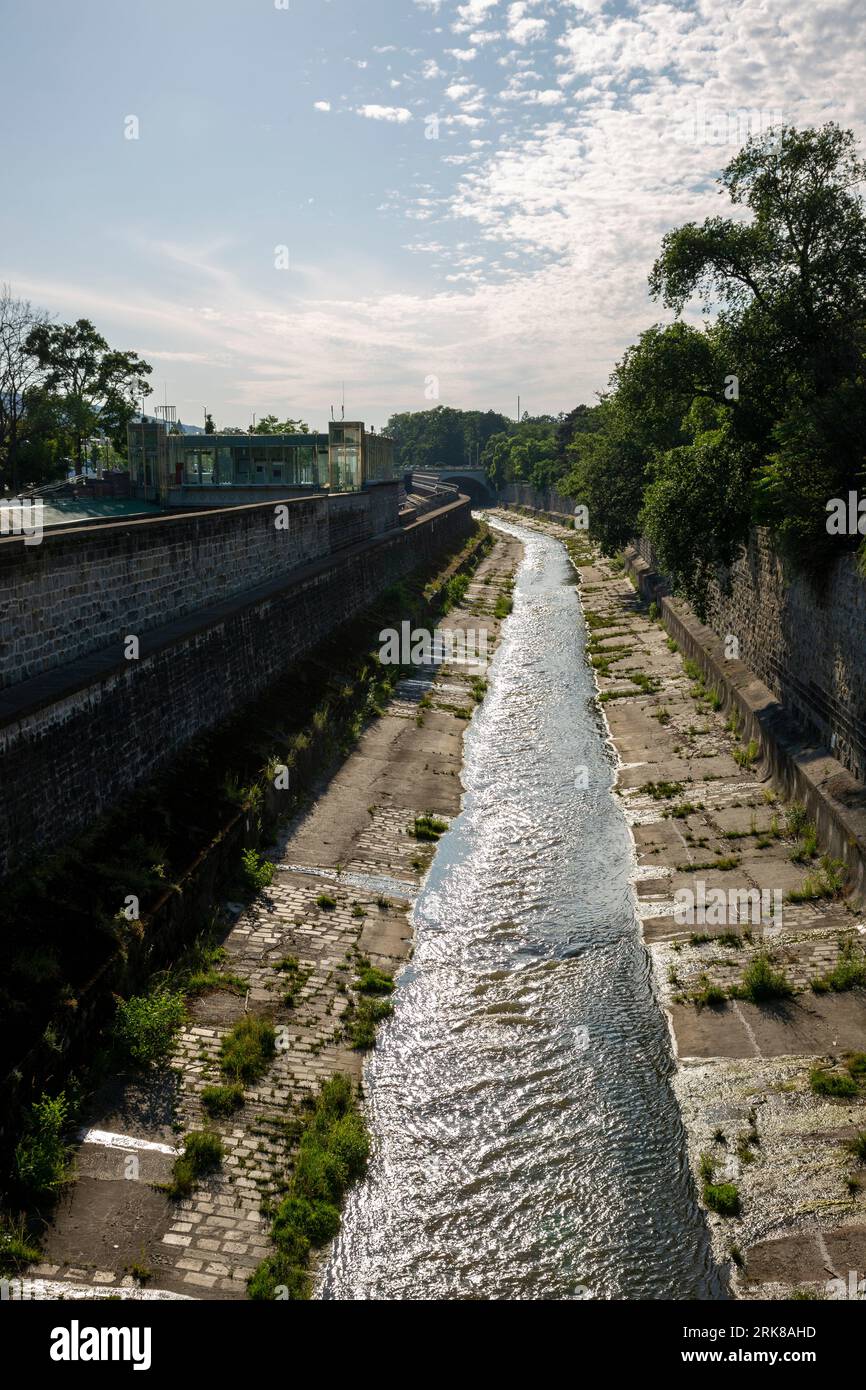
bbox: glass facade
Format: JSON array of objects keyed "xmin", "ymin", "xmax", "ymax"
[
  {"xmin": 167, "ymin": 434, "xmax": 330, "ymax": 489},
  {"xmin": 127, "ymin": 421, "xmax": 396, "ymax": 499}
]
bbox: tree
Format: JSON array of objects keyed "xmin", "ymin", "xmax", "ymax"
[
  {"xmin": 649, "ymin": 123, "xmax": 866, "ymax": 568},
  {"xmin": 24, "ymin": 319, "xmax": 152, "ymax": 468},
  {"xmin": 0, "ymin": 285, "xmax": 49, "ymax": 492},
  {"xmin": 204, "ymin": 412, "xmax": 215, "ymax": 434},
  {"xmin": 252, "ymin": 414, "xmax": 309, "ymax": 434}
]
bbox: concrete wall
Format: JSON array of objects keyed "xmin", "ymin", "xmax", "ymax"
[
  {"xmin": 634, "ymin": 531, "xmax": 866, "ymax": 786},
  {"xmin": 0, "ymin": 495, "xmax": 471, "ymax": 877},
  {"xmin": 0, "ymin": 483, "xmax": 400, "ymax": 692},
  {"xmin": 499, "ymin": 481, "xmax": 574, "ymax": 519}
]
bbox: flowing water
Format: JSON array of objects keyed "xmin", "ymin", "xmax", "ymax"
[{"xmin": 319, "ymin": 517, "xmax": 724, "ymax": 1301}]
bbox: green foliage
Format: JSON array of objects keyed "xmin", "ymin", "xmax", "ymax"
[
  {"xmin": 811, "ymin": 940, "xmax": 866, "ymax": 993},
  {"xmin": 809, "ymin": 1068, "xmax": 858, "ymax": 1098},
  {"xmin": 114, "ymin": 988, "xmax": 186, "ymax": 1067},
  {"xmin": 219, "ymin": 1015, "xmax": 276, "ymax": 1083},
  {"xmin": 166, "ymin": 1130, "xmax": 224, "ymax": 1200},
  {"xmin": 703, "ymin": 1182, "xmax": 740, "ymax": 1216},
  {"xmin": 201, "ymin": 1083, "xmax": 245, "ymax": 1117},
  {"xmin": 248, "ymin": 1075, "xmax": 368, "ymax": 1301},
  {"xmin": 346, "ymin": 996, "xmax": 393, "ymax": 1050},
  {"xmin": 14, "ymin": 1092, "xmax": 72, "ymax": 1201},
  {"xmin": 241, "ymin": 849, "xmax": 274, "ymax": 895},
  {"xmin": 733, "ymin": 953, "xmax": 794, "ymax": 1003},
  {"xmin": 411, "ymin": 813, "xmax": 448, "ymax": 841},
  {"xmin": 0, "ymin": 1215, "xmax": 41, "ymax": 1273},
  {"xmin": 357, "ymin": 966, "xmax": 395, "ymax": 995},
  {"xmin": 565, "ymin": 123, "xmax": 866, "ymax": 593}
]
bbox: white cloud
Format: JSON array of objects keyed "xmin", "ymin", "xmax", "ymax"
[
  {"xmin": 313, "ymin": 101, "xmax": 331, "ymax": 112},
  {"xmin": 356, "ymin": 105, "xmax": 413, "ymax": 123}
]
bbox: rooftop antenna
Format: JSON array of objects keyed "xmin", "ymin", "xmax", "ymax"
[
  {"xmin": 330, "ymin": 404, "xmax": 335, "ymax": 421},
  {"xmin": 341, "ymin": 381, "xmax": 345, "ymax": 421}
]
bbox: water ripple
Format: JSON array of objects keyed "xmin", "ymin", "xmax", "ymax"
[{"xmin": 318, "ymin": 518, "xmax": 724, "ymax": 1302}]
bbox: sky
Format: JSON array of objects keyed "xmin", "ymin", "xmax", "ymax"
[{"xmin": 2, "ymin": 0, "xmax": 866, "ymax": 431}]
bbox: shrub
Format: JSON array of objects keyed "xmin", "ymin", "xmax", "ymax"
[
  {"xmin": 201, "ymin": 1083, "xmax": 245, "ymax": 1118},
  {"xmin": 357, "ymin": 966, "xmax": 394, "ymax": 996},
  {"xmin": 812, "ymin": 941, "xmax": 866, "ymax": 994},
  {"xmin": 114, "ymin": 988, "xmax": 186, "ymax": 1067},
  {"xmin": 494, "ymin": 593, "xmax": 513, "ymax": 619},
  {"xmin": 248, "ymin": 1073, "xmax": 369, "ymax": 1300},
  {"xmin": 0, "ymin": 1215, "xmax": 41, "ymax": 1273},
  {"xmin": 14, "ymin": 1092, "xmax": 72, "ymax": 1202},
  {"xmin": 315, "ymin": 892, "xmax": 337, "ymax": 910},
  {"xmin": 734, "ymin": 953, "xmax": 794, "ymax": 1003},
  {"xmin": 241, "ymin": 849, "xmax": 275, "ymax": 895},
  {"xmin": 166, "ymin": 1130, "xmax": 224, "ymax": 1200},
  {"xmin": 692, "ymin": 976, "xmax": 727, "ymax": 1010},
  {"xmin": 347, "ymin": 996, "xmax": 393, "ymax": 1049},
  {"xmin": 219, "ymin": 1014, "xmax": 276, "ymax": 1083},
  {"xmin": 411, "ymin": 813, "xmax": 449, "ymax": 842},
  {"xmin": 247, "ymin": 1253, "xmax": 311, "ymax": 1301},
  {"xmin": 703, "ymin": 1182, "xmax": 740, "ymax": 1216},
  {"xmin": 809, "ymin": 1068, "xmax": 858, "ymax": 1098}
]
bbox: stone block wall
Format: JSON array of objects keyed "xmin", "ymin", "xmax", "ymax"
[
  {"xmin": 0, "ymin": 496, "xmax": 472, "ymax": 876},
  {"xmin": 0, "ymin": 484, "xmax": 401, "ymax": 693},
  {"xmin": 635, "ymin": 531, "xmax": 866, "ymax": 784}
]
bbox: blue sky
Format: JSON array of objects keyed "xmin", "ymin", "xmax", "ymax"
[{"xmin": 3, "ymin": 0, "xmax": 864, "ymax": 430}]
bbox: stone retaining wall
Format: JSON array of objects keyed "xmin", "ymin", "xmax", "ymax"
[{"xmin": 0, "ymin": 495, "xmax": 471, "ymax": 877}]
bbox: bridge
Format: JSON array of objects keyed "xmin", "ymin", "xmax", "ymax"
[{"xmin": 413, "ymin": 467, "xmax": 496, "ymax": 505}]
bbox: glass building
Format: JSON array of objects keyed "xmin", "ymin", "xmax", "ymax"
[{"xmin": 127, "ymin": 420, "xmax": 395, "ymax": 503}]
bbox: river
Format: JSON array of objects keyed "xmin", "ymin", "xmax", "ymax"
[{"xmin": 319, "ymin": 516, "xmax": 724, "ymax": 1301}]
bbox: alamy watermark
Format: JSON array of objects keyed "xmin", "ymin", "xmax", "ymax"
[
  {"xmin": 0, "ymin": 498, "xmax": 43, "ymax": 546},
  {"xmin": 674, "ymin": 880, "xmax": 783, "ymax": 933},
  {"xmin": 379, "ymin": 621, "xmax": 489, "ymax": 668}
]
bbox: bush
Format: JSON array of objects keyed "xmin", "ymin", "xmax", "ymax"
[
  {"xmin": 241, "ymin": 849, "xmax": 275, "ymax": 895},
  {"xmin": 201, "ymin": 1083, "xmax": 245, "ymax": 1118},
  {"xmin": 167, "ymin": 1130, "xmax": 224, "ymax": 1200},
  {"xmin": 14, "ymin": 1092, "xmax": 72, "ymax": 1202},
  {"xmin": 734, "ymin": 953, "xmax": 794, "ymax": 1003},
  {"xmin": 347, "ymin": 996, "xmax": 393, "ymax": 1050},
  {"xmin": 114, "ymin": 988, "xmax": 186, "ymax": 1067},
  {"xmin": 812, "ymin": 941, "xmax": 866, "ymax": 993},
  {"xmin": 810, "ymin": 1068, "xmax": 858, "ymax": 1098},
  {"xmin": 0, "ymin": 1215, "xmax": 41, "ymax": 1273},
  {"xmin": 219, "ymin": 1015, "xmax": 276, "ymax": 1084},
  {"xmin": 357, "ymin": 966, "xmax": 394, "ymax": 996},
  {"xmin": 411, "ymin": 814, "xmax": 448, "ymax": 842},
  {"xmin": 703, "ymin": 1182, "xmax": 740, "ymax": 1216},
  {"xmin": 248, "ymin": 1073, "xmax": 369, "ymax": 1300},
  {"xmin": 247, "ymin": 1253, "xmax": 311, "ymax": 1301}
]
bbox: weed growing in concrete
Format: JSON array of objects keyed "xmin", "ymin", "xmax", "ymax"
[
  {"xmin": 219, "ymin": 1015, "xmax": 276, "ymax": 1084},
  {"xmin": 166, "ymin": 1130, "xmax": 224, "ymax": 1200},
  {"xmin": 411, "ymin": 813, "xmax": 448, "ymax": 841},
  {"xmin": 201, "ymin": 1083, "xmax": 245, "ymax": 1118},
  {"xmin": 811, "ymin": 940, "xmax": 866, "ymax": 993},
  {"xmin": 114, "ymin": 988, "xmax": 186, "ymax": 1067},
  {"xmin": 13, "ymin": 1092, "xmax": 72, "ymax": 1203},
  {"xmin": 810, "ymin": 1068, "xmax": 858, "ymax": 1098},
  {"xmin": 248, "ymin": 1074, "xmax": 369, "ymax": 1301},
  {"xmin": 703, "ymin": 1182, "xmax": 740, "ymax": 1216},
  {"xmin": 732, "ymin": 953, "xmax": 794, "ymax": 1003}
]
